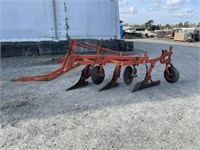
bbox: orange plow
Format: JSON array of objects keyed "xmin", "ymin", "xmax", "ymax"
[{"xmin": 12, "ymin": 39, "xmax": 179, "ymax": 92}]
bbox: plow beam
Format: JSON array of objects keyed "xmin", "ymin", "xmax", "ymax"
[{"xmin": 11, "ymin": 67, "xmax": 71, "ymax": 82}]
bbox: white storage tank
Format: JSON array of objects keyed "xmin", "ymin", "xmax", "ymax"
[{"xmin": 0, "ymin": 0, "xmax": 120, "ymax": 42}]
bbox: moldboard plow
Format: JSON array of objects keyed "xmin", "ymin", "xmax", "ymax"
[{"xmin": 12, "ymin": 39, "xmax": 179, "ymax": 92}]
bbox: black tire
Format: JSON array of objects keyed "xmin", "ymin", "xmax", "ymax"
[
  {"xmin": 123, "ymin": 66, "xmax": 134, "ymax": 85},
  {"xmin": 164, "ymin": 66, "xmax": 179, "ymax": 83},
  {"xmin": 91, "ymin": 66, "xmax": 105, "ymax": 85}
]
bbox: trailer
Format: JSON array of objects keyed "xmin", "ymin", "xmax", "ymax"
[{"xmin": 0, "ymin": 0, "xmax": 120, "ymax": 42}]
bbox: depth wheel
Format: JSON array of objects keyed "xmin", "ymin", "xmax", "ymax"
[
  {"xmin": 91, "ymin": 66, "xmax": 105, "ymax": 85},
  {"xmin": 123, "ymin": 66, "xmax": 136, "ymax": 85},
  {"xmin": 164, "ymin": 66, "xmax": 179, "ymax": 83}
]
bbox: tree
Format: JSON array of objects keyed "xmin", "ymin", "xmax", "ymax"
[
  {"xmin": 190, "ymin": 23, "xmax": 196, "ymax": 27},
  {"xmin": 183, "ymin": 21, "xmax": 189, "ymax": 27},
  {"xmin": 145, "ymin": 20, "xmax": 154, "ymax": 31},
  {"xmin": 179, "ymin": 22, "xmax": 183, "ymax": 27},
  {"xmin": 165, "ymin": 24, "xmax": 171, "ymax": 29},
  {"xmin": 151, "ymin": 24, "xmax": 161, "ymax": 31},
  {"xmin": 197, "ymin": 22, "xmax": 200, "ymax": 27}
]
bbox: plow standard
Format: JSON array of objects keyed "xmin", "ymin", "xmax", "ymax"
[{"xmin": 13, "ymin": 40, "xmax": 179, "ymax": 92}]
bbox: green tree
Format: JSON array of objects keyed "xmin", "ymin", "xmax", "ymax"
[
  {"xmin": 165, "ymin": 24, "xmax": 171, "ymax": 29},
  {"xmin": 151, "ymin": 24, "xmax": 160, "ymax": 31},
  {"xmin": 179, "ymin": 22, "xmax": 183, "ymax": 27},
  {"xmin": 145, "ymin": 20, "xmax": 154, "ymax": 31}
]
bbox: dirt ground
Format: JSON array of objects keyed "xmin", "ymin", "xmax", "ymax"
[{"xmin": 1, "ymin": 39, "xmax": 200, "ymax": 149}]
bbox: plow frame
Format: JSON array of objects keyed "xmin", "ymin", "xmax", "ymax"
[{"xmin": 13, "ymin": 39, "xmax": 177, "ymax": 92}]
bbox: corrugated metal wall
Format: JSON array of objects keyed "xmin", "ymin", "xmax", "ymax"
[{"xmin": 0, "ymin": 0, "xmax": 120, "ymax": 42}]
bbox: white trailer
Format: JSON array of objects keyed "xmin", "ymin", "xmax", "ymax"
[{"xmin": 0, "ymin": 0, "xmax": 120, "ymax": 42}]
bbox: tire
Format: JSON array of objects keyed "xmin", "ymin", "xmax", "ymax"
[
  {"xmin": 91, "ymin": 66, "xmax": 105, "ymax": 85},
  {"xmin": 164, "ymin": 66, "xmax": 179, "ymax": 83},
  {"xmin": 123, "ymin": 66, "xmax": 134, "ymax": 85}
]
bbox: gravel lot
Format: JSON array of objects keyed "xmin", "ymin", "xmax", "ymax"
[{"xmin": 1, "ymin": 39, "xmax": 200, "ymax": 149}]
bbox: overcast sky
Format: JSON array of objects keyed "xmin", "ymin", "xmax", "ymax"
[{"xmin": 119, "ymin": 0, "xmax": 200, "ymax": 25}]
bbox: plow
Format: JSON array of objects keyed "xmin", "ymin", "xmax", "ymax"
[{"xmin": 13, "ymin": 39, "xmax": 179, "ymax": 92}]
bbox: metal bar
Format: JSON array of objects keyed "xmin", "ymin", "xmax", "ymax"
[
  {"xmin": 77, "ymin": 42, "xmax": 125, "ymax": 56},
  {"xmin": 52, "ymin": 0, "xmax": 58, "ymax": 40}
]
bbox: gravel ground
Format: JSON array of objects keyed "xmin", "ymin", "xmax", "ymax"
[{"xmin": 1, "ymin": 39, "xmax": 200, "ymax": 149}]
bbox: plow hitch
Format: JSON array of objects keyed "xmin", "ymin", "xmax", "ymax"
[{"xmin": 13, "ymin": 40, "xmax": 179, "ymax": 92}]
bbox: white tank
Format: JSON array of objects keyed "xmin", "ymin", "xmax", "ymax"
[{"xmin": 0, "ymin": 0, "xmax": 120, "ymax": 42}]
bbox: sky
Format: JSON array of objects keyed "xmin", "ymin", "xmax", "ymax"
[{"xmin": 118, "ymin": 0, "xmax": 200, "ymax": 25}]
